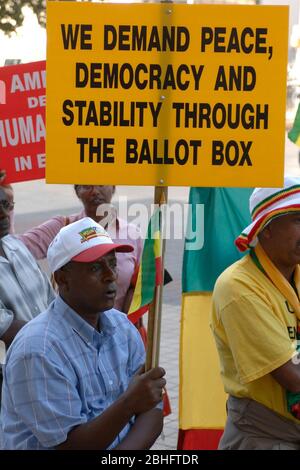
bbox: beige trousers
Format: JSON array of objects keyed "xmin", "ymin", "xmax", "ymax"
[{"xmin": 219, "ymin": 396, "xmax": 300, "ymax": 450}]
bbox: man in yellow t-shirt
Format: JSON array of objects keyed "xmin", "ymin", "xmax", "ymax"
[{"xmin": 211, "ymin": 176, "xmax": 300, "ymax": 450}]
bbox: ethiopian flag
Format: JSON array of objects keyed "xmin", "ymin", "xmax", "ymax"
[
  {"xmin": 178, "ymin": 187, "xmax": 252, "ymax": 450},
  {"xmin": 128, "ymin": 208, "xmax": 162, "ymax": 325},
  {"xmin": 288, "ymin": 102, "xmax": 300, "ymax": 146}
]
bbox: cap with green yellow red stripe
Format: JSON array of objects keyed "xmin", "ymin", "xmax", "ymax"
[{"xmin": 235, "ymin": 176, "xmax": 300, "ymax": 252}]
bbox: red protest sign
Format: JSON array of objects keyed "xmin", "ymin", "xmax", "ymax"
[{"xmin": 0, "ymin": 60, "xmax": 46, "ymax": 183}]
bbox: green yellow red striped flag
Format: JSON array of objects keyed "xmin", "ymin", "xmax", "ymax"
[
  {"xmin": 288, "ymin": 103, "xmax": 300, "ymax": 146},
  {"xmin": 128, "ymin": 208, "xmax": 162, "ymax": 324},
  {"xmin": 178, "ymin": 187, "xmax": 252, "ymax": 450}
]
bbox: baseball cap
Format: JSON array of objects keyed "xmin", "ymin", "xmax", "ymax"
[{"xmin": 47, "ymin": 217, "xmax": 133, "ymax": 272}]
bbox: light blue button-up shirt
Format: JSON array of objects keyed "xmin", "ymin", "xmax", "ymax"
[{"xmin": 1, "ymin": 296, "xmax": 145, "ymax": 449}]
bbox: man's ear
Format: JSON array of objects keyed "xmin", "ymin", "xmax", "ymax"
[
  {"xmin": 54, "ymin": 269, "xmax": 69, "ymax": 291},
  {"xmin": 74, "ymin": 185, "xmax": 81, "ymax": 199}
]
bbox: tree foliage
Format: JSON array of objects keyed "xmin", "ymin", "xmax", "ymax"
[
  {"xmin": 0, "ymin": 0, "xmax": 86, "ymax": 35},
  {"xmin": 0, "ymin": 0, "xmax": 46, "ymax": 35}
]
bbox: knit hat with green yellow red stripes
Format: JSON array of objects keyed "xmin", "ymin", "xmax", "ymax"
[{"xmin": 235, "ymin": 176, "xmax": 300, "ymax": 252}]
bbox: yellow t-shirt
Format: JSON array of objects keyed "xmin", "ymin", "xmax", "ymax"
[{"xmin": 210, "ymin": 253, "xmax": 299, "ymax": 422}]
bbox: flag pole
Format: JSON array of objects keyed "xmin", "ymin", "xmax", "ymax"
[
  {"xmin": 146, "ymin": 186, "xmax": 168, "ymax": 370},
  {"xmin": 146, "ymin": 0, "xmax": 172, "ymax": 370}
]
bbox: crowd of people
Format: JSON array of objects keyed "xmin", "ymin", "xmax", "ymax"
[
  {"xmin": 3, "ymin": 171, "xmax": 300, "ymax": 450},
  {"xmin": 0, "ymin": 173, "xmax": 165, "ymax": 450}
]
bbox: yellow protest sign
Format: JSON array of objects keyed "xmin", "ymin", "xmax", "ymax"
[{"xmin": 46, "ymin": 2, "xmax": 288, "ymax": 187}]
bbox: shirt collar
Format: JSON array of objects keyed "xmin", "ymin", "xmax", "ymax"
[
  {"xmin": 55, "ymin": 295, "xmax": 116, "ymax": 346},
  {"xmin": 2, "ymin": 234, "xmax": 20, "ymax": 251}
]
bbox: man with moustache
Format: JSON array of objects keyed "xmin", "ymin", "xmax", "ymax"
[
  {"xmin": 0, "ymin": 186, "xmax": 54, "ymax": 411},
  {"xmin": 1, "ymin": 217, "xmax": 166, "ymax": 450},
  {"xmin": 0, "ymin": 186, "xmax": 54, "ymax": 351}
]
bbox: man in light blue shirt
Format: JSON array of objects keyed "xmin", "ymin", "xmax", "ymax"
[{"xmin": 1, "ymin": 217, "xmax": 166, "ymax": 450}]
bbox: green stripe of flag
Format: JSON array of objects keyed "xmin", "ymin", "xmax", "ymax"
[{"xmin": 183, "ymin": 187, "xmax": 252, "ymax": 292}]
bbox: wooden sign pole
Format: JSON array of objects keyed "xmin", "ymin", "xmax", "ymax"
[{"xmin": 146, "ymin": 185, "xmax": 168, "ymax": 370}]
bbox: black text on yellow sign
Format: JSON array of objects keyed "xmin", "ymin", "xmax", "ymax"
[{"xmin": 46, "ymin": 2, "xmax": 288, "ymax": 187}]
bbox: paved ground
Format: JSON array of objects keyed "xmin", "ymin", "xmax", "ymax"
[{"xmin": 13, "ymin": 134, "xmax": 300, "ymax": 450}]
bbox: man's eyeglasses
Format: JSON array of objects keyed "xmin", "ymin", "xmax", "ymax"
[{"xmin": 0, "ymin": 200, "xmax": 14, "ymax": 212}]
